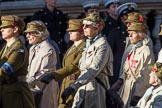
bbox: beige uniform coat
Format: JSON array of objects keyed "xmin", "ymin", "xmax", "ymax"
[
  {"xmin": 136, "ymin": 86, "xmax": 162, "ymax": 108},
  {"xmin": 72, "ymin": 36, "xmax": 113, "ymax": 108},
  {"xmin": 120, "ymin": 39, "xmax": 154, "ymax": 108},
  {"xmin": 27, "ymin": 40, "xmax": 59, "ymax": 108},
  {"xmin": 0, "ymin": 39, "xmax": 35, "ymax": 108}
]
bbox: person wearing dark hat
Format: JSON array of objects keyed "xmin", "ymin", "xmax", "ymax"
[
  {"xmin": 112, "ymin": 22, "xmax": 154, "ymax": 107},
  {"xmin": 61, "ymin": 13, "xmax": 113, "ymax": 108},
  {"xmin": 135, "ymin": 60, "xmax": 162, "ymax": 108},
  {"xmin": 32, "ymin": 0, "xmax": 67, "ymax": 67},
  {"xmin": 0, "ymin": 15, "xmax": 35, "ymax": 108},
  {"xmin": 82, "ymin": 0, "xmax": 100, "ymax": 16},
  {"xmin": 40, "ymin": 19, "xmax": 86, "ymax": 108},
  {"xmin": 102, "ymin": 0, "xmax": 120, "ymax": 37},
  {"xmin": 105, "ymin": 2, "xmax": 138, "ymax": 86},
  {"xmin": 116, "ymin": 2, "xmax": 138, "ymax": 48},
  {"xmin": 116, "ymin": 2, "xmax": 137, "ymax": 19}
]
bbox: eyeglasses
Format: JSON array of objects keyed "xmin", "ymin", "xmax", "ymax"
[
  {"xmin": 24, "ymin": 31, "xmax": 37, "ymax": 36},
  {"xmin": 83, "ymin": 24, "xmax": 92, "ymax": 28}
]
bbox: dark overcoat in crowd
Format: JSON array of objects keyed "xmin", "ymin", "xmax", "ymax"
[
  {"xmin": 102, "ymin": 14, "xmax": 120, "ymax": 38},
  {"xmin": 107, "ymin": 24, "xmax": 128, "ymax": 86}
]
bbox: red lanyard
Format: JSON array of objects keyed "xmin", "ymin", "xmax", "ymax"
[{"xmin": 127, "ymin": 50, "xmax": 133, "ymax": 61}]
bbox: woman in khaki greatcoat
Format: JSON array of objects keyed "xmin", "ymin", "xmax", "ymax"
[
  {"xmin": 40, "ymin": 19, "xmax": 86, "ymax": 108},
  {"xmin": 0, "ymin": 15, "xmax": 35, "ymax": 108}
]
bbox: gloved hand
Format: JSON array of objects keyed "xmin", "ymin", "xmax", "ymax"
[
  {"xmin": 130, "ymin": 96, "xmax": 141, "ymax": 106},
  {"xmin": 111, "ymin": 79, "xmax": 123, "ymax": 92},
  {"xmin": 61, "ymin": 86, "xmax": 75, "ymax": 103},
  {"xmin": 40, "ymin": 72, "xmax": 55, "ymax": 84}
]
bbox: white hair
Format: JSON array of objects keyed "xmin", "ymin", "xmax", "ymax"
[{"xmin": 32, "ymin": 20, "xmax": 49, "ymax": 40}]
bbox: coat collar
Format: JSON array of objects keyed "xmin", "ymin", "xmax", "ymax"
[
  {"xmin": 85, "ymin": 36, "xmax": 106, "ymax": 57},
  {"xmin": 152, "ymin": 85, "xmax": 162, "ymax": 95},
  {"xmin": 85, "ymin": 33, "xmax": 102, "ymax": 51}
]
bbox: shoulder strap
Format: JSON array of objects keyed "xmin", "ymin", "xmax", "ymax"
[
  {"xmin": 74, "ymin": 42, "xmax": 85, "ymax": 57},
  {"xmin": 6, "ymin": 44, "xmax": 28, "ymax": 68}
]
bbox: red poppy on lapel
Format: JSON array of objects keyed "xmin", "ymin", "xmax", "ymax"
[{"xmin": 87, "ymin": 51, "xmax": 92, "ymax": 55}]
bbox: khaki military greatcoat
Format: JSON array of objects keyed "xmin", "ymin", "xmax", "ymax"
[{"xmin": 0, "ymin": 39, "xmax": 35, "ymax": 108}]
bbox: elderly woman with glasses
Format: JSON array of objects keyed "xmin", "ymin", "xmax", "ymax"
[
  {"xmin": 25, "ymin": 20, "xmax": 59, "ymax": 108},
  {"xmin": 0, "ymin": 15, "xmax": 35, "ymax": 108},
  {"xmin": 61, "ymin": 13, "xmax": 113, "ymax": 108}
]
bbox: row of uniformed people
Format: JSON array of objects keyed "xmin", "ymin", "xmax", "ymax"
[
  {"xmin": 110, "ymin": 2, "xmax": 162, "ymax": 108},
  {"xmin": 41, "ymin": 13, "xmax": 113, "ymax": 108},
  {"xmin": 41, "ymin": 11, "xmax": 162, "ymax": 108},
  {"xmin": 1, "ymin": 11, "xmax": 162, "ymax": 108},
  {"xmin": 0, "ymin": 14, "xmax": 87, "ymax": 108},
  {"xmin": 79, "ymin": 0, "xmax": 160, "ymax": 87},
  {"xmin": 0, "ymin": 13, "xmax": 112, "ymax": 108},
  {"xmin": 62, "ymin": 1, "xmax": 162, "ymax": 108},
  {"xmin": 0, "ymin": 1, "xmax": 162, "ymax": 108}
]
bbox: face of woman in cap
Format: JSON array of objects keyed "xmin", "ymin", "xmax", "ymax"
[
  {"xmin": 149, "ymin": 72, "xmax": 159, "ymax": 86},
  {"xmin": 128, "ymin": 31, "xmax": 143, "ymax": 44},
  {"xmin": 83, "ymin": 24, "xmax": 98, "ymax": 39},
  {"xmin": 26, "ymin": 32, "xmax": 42, "ymax": 45},
  {"xmin": 0, "ymin": 26, "xmax": 17, "ymax": 40},
  {"xmin": 69, "ymin": 31, "xmax": 84, "ymax": 42}
]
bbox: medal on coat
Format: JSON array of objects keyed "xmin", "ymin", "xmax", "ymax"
[{"xmin": 131, "ymin": 59, "xmax": 138, "ymax": 68}]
